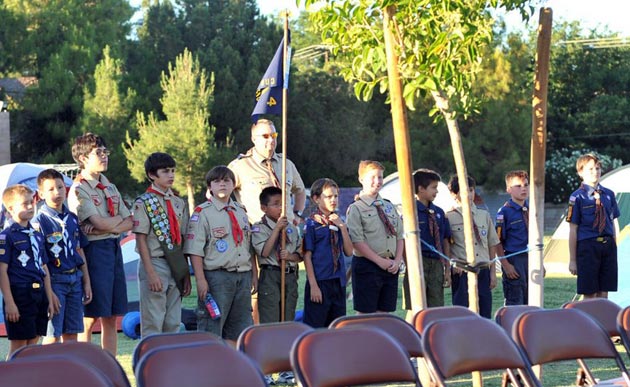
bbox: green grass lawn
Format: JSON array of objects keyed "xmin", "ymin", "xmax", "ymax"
[{"xmin": 1, "ymin": 272, "xmax": 627, "ymax": 387}]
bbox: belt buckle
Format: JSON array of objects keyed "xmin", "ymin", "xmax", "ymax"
[
  {"xmin": 32, "ymin": 282, "xmax": 41, "ymax": 289},
  {"xmin": 596, "ymin": 236, "xmax": 606, "ymax": 243},
  {"xmin": 285, "ymin": 266, "xmax": 293, "ymax": 274}
]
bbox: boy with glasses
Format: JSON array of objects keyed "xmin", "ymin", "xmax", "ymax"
[{"xmin": 68, "ymin": 132, "xmax": 132, "ymax": 355}]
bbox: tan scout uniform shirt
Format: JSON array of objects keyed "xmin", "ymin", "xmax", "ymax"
[
  {"xmin": 68, "ymin": 174, "xmax": 131, "ymax": 241},
  {"xmin": 251, "ymin": 215, "xmax": 301, "ymax": 268},
  {"xmin": 346, "ymin": 194, "xmax": 404, "ymax": 258},
  {"xmin": 132, "ymin": 185, "xmax": 189, "ymax": 258},
  {"xmin": 228, "ymin": 149, "xmax": 305, "ymax": 223},
  {"xmin": 183, "ymin": 198, "xmax": 251, "ymax": 272},
  {"xmin": 446, "ymin": 205, "xmax": 500, "ymax": 263}
]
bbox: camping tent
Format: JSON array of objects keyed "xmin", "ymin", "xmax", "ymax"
[{"xmin": 543, "ymin": 164, "xmax": 630, "ymax": 307}]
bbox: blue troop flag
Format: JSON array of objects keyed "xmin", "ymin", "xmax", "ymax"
[{"xmin": 251, "ymin": 35, "xmax": 291, "ymax": 122}]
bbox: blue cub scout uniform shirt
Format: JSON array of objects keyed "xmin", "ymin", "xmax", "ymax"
[
  {"xmin": 303, "ymin": 217, "xmax": 347, "ymax": 286},
  {"xmin": 566, "ymin": 183, "xmax": 620, "ymax": 241},
  {"xmin": 0, "ymin": 222, "xmax": 49, "ymax": 285},
  {"xmin": 33, "ymin": 204, "xmax": 87, "ymax": 274},
  {"xmin": 496, "ymin": 199, "xmax": 529, "ymax": 253},
  {"xmin": 416, "ymin": 200, "xmax": 451, "ymax": 258}
]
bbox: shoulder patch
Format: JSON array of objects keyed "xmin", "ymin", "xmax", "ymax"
[
  {"xmin": 193, "ymin": 202, "xmax": 212, "ymax": 213},
  {"xmin": 569, "ymin": 196, "xmax": 576, "ymax": 204}
]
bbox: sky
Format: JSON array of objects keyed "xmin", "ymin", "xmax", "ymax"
[{"xmin": 257, "ymin": 0, "xmax": 630, "ymax": 37}]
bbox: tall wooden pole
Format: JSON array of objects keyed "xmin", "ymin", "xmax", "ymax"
[
  {"xmin": 382, "ymin": 6, "xmax": 426, "ymax": 312},
  {"xmin": 529, "ymin": 7, "xmax": 552, "ymax": 381},
  {"xmin": 529, "ymin": 7, "xmax": 552, "ymax": 309},
  {"xmin": 280, "ymin": 11, "xmax": 289, "ymax": 321}
]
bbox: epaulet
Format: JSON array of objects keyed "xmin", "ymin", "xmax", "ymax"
[
  {"xmin": 382, "ymin": 198, "xmax": 393, "ymax": 205},
  {"xmin": 236, "ymin": 152, "xmax": 252, "ymax": 160},
  {"xmin": 234, "ymin": 202, "xmax": 247, "ymax": 211},
  {"xmin": 193, "ymin": 201, "xmax": 212, "ymax": 213}
]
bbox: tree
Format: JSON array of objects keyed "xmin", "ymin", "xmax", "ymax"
[
  {"xmin": 124, "ymin": 49, "xmax": 225, "ymax": 212},
  {"xmin": 547, "ymin": 22, "xmax": 630, "ymax": 166},
  {"xmin": 3, "ymin": 0, "xmax": 133, "ymax": 163},
  {"xmin": 299, "ymin": 0, "xmax": 535, "ymax": 331},
  {"xmin": 80, "ymin": 46, "xmax": 138, "ymax": 194}
]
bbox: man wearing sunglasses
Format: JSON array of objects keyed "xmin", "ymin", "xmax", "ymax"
[
  {"xmin": 228, "ymin": 119, "xmax": 306, "ymax": 225},
  {"xmin": 228, "ymin": 119, "xmax": 306, "ymax": 343}
]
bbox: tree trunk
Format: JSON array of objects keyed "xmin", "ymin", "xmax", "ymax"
[
  {"xmin": 383, "ymin": 5, "xmax": 427, "ymax": 313},
  {"xmin": 431, "ymin": 89, "xmax": 483, "ymax": 387}
]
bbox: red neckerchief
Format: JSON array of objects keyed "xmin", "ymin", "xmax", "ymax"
[
  {"xmin": 78, "ymin": 174, "xmax": 115, "ymax": 216},
  {"xmin": 147, "ymin": 186, "xmax": 181, "ymax": 245},
  {"xmin": 224, "ymin": 204, "xmax": 244, "ymax": 246}
]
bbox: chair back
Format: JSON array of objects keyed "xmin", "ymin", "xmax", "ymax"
[
  {"xmin": 10, "ymin": 341, "xmax": 130, "ymax": 387},
  {"xmin": 617, "ymin": 306, "xmax": 630, "ymax": 361},
  {"xmin": 413, "ymin": 305, "xmax": 478, "ymax": 335},
  {"xmin": 135, "ymin": 341, "xmax": 266, "ymax": 387},
  {"xmin": 330, "ymin": 313, "xmax": 423, "ymax": 357},
  {"xmin": 236, "ymin": 321, "xmax": 312, "ymax": 374},
  {"xmin": 562, "ymin": 298, "xmax": 622, "ymax": 337},
  {"xmin": 132, "ymin": 331, "xmax": 222, "ymax": 370},
  {"xmin": 291, "ymin": 327, "xmax": 421, "ymax": 387},
  {"xmin": 494, "ymin": 305, "xmax": 542, "ymax": 334},
  {"xmin": 2, "ymin": 356, "xmax": 114, "ymax": 387},
  {"xmin": 421, "ymin": 316, "xmax": 541, "ymax": 387},
  {"xmin": 514, "ymin": 308, "xmax": 622, "ymax": 364}
]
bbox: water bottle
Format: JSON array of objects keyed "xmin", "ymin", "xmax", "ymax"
[{"xmin": 205, "ymin": 292, "xmax": 221, "ymax": 320}]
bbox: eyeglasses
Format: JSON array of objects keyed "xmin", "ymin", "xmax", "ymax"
[
  {"xmin": 90, "ymin": 148, "xmax": 111, "ymax": 158},
  {"xmin": 256, "ymin": 132, "xmax": 278, "ymax": 139}
]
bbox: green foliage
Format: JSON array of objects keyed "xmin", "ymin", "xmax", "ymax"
[
  {"xmin": 288, "ymin": 65, "xmax": 392, "ymax": 187},
  {"xmin": 3, "ymin": 0, "xmax": 133, "ymax": 163},
  {"xmin": 298, "ymin": 0, "xmax": 534, "ymax": 118},
  {"xmin": 80, "ymin": 46, "xmax": 138, "ymax": 194},
  {"xmin": 124, "ymin": 49, "xmax": 228, "ymax": 205},
  {"xmin": 548, "ymin": 24, "xmax": 630, "ymax": 165},
  {"xmin": 545, "ymin": 148, "xmax": 622, "ymax": 204}
]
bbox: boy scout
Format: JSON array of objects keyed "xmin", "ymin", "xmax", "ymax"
[
  {"xmin": 67, "ymin": 132, "xmax": 132, "ymax": 355},
  {"xmin": 251, "ymin": 186, "xmax": 301, "ymax": 323},
  {"xmin": 567, "ymin": 153, "xmax": 620, "ymax": 299},
  {"xmin": 346, "ymin": 160, "xmax": 404, "ymax": 314},
  {"xmin": 133, "ymin": 153, "xmax": 190, "ymax": 337},
  {"xmin": 447, "ymin": 175, "xmax": 500, "ymax": 318},
  {"xmin": 184, "ymin": 166, "xmax": 255, "ymax": 341}
]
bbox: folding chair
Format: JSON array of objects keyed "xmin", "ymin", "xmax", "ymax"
[
  {"xmin": 135, "ymin": 341, "xmax": 266, "ymax": 387},
  {"xmin": 563, "ymin": 298, "xmax": 622, "ymax": 337},
  {"xmin": 494, "ymin": 305, "xmax": 542, "ymax": 387},
  {"xmin": 495, "ymin": 305, "xmax": 542, "ymax": 334},
  {"xmin": 10, "ymin": 341, "xmax": 130, "ymax": 387},
  {"xmin": 2, "ymin": 356, "xmax": 114, "ymax": 387},
  {"xmin": 413, "ymin": 305, "xmax": 479, "ymax": 336},
  {"xmin": 330, "ymin": 313, "xmax": 423, "ymax": 358},
  {"xmin": 421, "ymin": 316, "xmax": 541, "ymax": 387},
  {"xmin": 291, "ymin": 327, "xmax": 422, "ymax": 387},
  {"xmin": 513, "ymin": 308, "xmax": 630, "ymax": 386},
  {"xmin": 132, "ymin": 330, "xmax": 222, "ymax": 371},
  {"xmin": 563, "ymin": 298, "xmax": 623, "ymax": 385},
  {"xmin": 236, "ymin": 321, "xmax": 312, "ymax": 375},
  {"xmin": 618, "ymin": 306, "xmax": 630, "ymax": 363}
]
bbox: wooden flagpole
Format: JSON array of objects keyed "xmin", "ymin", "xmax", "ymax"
[{"xmin": 280, "ymin": 10, "xmax": 289, "ymax": 322}]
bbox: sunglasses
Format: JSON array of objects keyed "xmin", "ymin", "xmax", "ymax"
[{"xmin": 256, "ymin": 133, "xmax": 278, "ymax": 139}]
